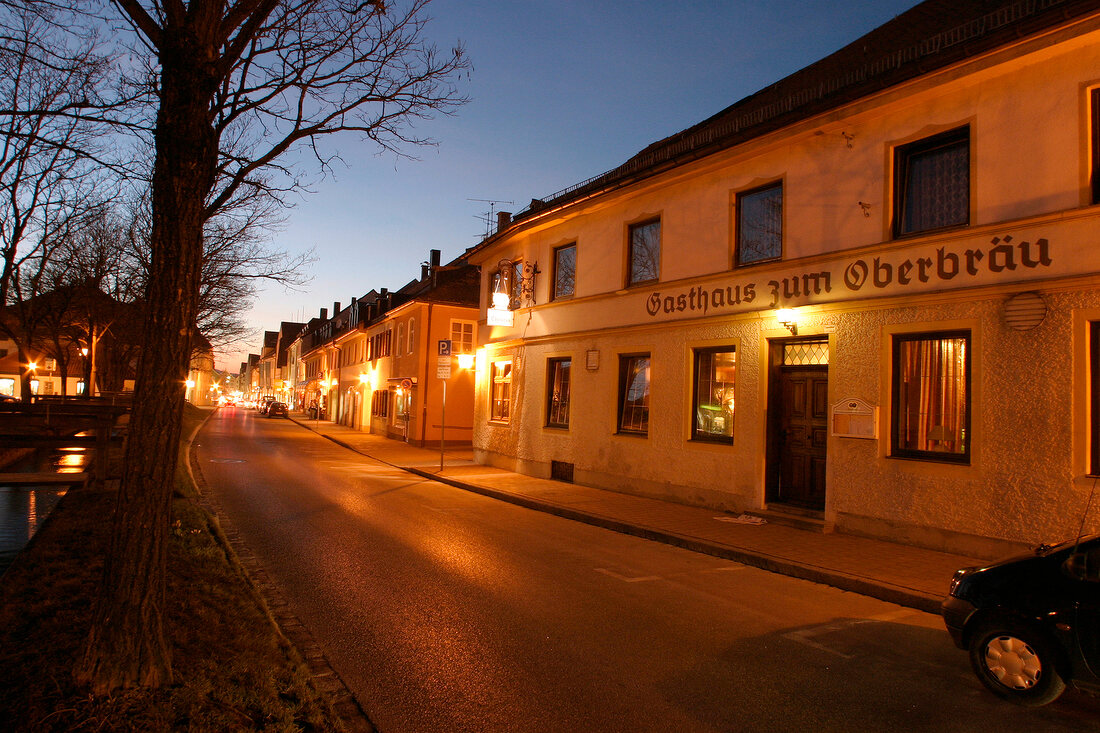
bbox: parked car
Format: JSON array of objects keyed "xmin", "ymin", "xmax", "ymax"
[
  {"xmin": 941, "ymin": 534, "xmax": 1100, "ymax": 706},
  {"xmin": 258, "ymin": 396, "xmax": 276, "ymax": 414},
  {"xmin": 267, "ymin": 401, "xmax": 288, "ymax": 418}
]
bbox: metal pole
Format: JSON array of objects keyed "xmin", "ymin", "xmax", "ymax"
[{"xmin": 440, "ymin": 379, "xmax": 446, "ymax": 471}]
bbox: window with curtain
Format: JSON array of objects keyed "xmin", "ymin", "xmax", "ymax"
[
  {"xmin": 892, "ymin": 331, "xmax": 970, "ymax": 462},
  {"xmin": 692, "ymin": 347, "xmax": 736, "ymax": 443},
  {"xmin": 617, "ymin": 354, "xmax": 650, "ymax": 435},
  {"xmin": 546, "ymin": 357, "xmax": 571, "ymax": 428},
  {"xmin": 894, "ymin": 126, "xmax": 969, "ymax": 237},
  {"xmin": 491, "ymin": 359, "xmax": 512, "ymax": 422},
  {"xmin": 627, "ymin": 220, "xmax": 660, "ymax": 286},
  {"xmin": 737, "ymin": 182, "xmax": 782, "ymax": 266}
]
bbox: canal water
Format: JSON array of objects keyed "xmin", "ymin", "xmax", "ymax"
[{"xmin": 0, "ymin": 445, "xmax": 90, "ymax": 575}]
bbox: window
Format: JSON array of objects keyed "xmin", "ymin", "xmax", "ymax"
[
  {"xmin": 692, "ymin": 347, "xmax": 736, "ymax": 443},
  {"xmin": 407, "ymin": 319, "xmax": 415, "ymax": 354},
  {"xmin": 490, "ymin": 359, "xmax": 512, "ymax": 422},
  {"xmin": 892, "ymin": 331, "xmax": 970, "ymax": 463},
  {"xmin": 627, "ymin": 220, "xmax": 660, "ymax": 286},
  {"xmin": 1092, "ymin": 322, "xmax": 1100, "ymax": 474},
  {"xmin": 894, "ymin": 126, "xmax": 969, "ymax": 237},
  {"xmin": 396, "ymin": 324, "xmax": 405, "ymax": 356},
  {"xmin": 1092, "ymin": 89, "xmax": 1100, "ymax": 205},
  {"xmin": 451, "ymin": 320, "xmax": 475, "ymax": 354},
  {"xmin": 617, "ymin": 354, "xmax": 650, "ymax": 435},
  {"xmin": 736, "ymin": 182, "xmax": 782, "ymax": 266},
  {"xmin": 546, "ymin": 357, "xmax": 571, "ymax": 428},
  {"xmin": 510, "ymin": 260, "xmax": 523, "ymax": 308},
  {"xmin": 370, "ymin": 329, "xmax": 391, "ymax": 360},
  {"xmin": 371, "ymin": 389, "xmax": 390, "ymax": 417},
  {"xmin": 552, "ymin": 243, "xmax": 576, "ymax": 300}
]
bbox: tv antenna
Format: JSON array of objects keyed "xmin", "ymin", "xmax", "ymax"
[{"xmin": 468, "ymin": 198, "xmax": 514, "ymax": 240}]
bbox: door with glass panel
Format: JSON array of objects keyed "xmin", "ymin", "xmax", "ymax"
[{"xmin": 767, "ymin": 339, "xmax": 829, "ymax": 511}]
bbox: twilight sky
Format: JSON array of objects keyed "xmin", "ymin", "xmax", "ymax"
[{"xmin": 225, "ymin": 0, "xmax": 919, "ymax": 371}]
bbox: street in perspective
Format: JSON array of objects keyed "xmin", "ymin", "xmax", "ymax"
[{"xmin": 196, "ymin": 405, "xmax": 1100, "ymax": 732}]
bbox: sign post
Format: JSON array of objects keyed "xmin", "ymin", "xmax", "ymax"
[{"xmin": 437, "ymin": 339, "xmax": 452, "ymax": 471}]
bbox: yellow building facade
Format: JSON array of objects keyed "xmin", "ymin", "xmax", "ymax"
[{"xmin": 466, "ymin": 1, "xmax": 1100, "ymax": 558}]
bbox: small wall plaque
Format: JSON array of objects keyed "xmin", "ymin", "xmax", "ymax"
[
  {"xmin": 831, "ymin": 397, "xmax": 877, "ymax": 439},
  {"xmin": 586, "ymin": 349, "xmax": 600, "ymax": 371}
]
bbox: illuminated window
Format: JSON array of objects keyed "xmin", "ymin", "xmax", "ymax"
[
  {"xmin": 627, "ymin": 220, "xmax": 660, "ymax": 286},
  {"xmin": 552, "ymin": 243, "xmax": 576, "ymax": 300},
  {"xmin": 490, "ymin": 359, "xmax": 512, "ymax": 422},
  {"xmin": 736, "ymin": 182, "xmax": 782, "ymax": 266},
  {"xmin": 892, "ymin": 331, "xmax": 970, "ymax": 463},
  {"xmin": 692, "ymin": 347, "xmax": 736, "ymax": 444},
  {"xmin": 407, "ymin": 319, "xmax": 415, "ymax": 354},
  {"xmin": 617, "ymin": 354, "xmax": 650, "ymax": 435},
  {"xmin": 396, "ymin": 324, "xmax": 405, "ymax": 355},
  {"xmin": 451, "ymin": 320, "xmax": 475, "ymax": 354},
  {"xmin": 546, "ymin": 357, "xmax": 571, "ymax": 428},
  {"xmin": 893, "ymin": 127, "xmax": 969, "ymax": 237}
]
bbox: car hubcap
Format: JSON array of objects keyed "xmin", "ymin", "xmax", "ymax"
[{"xmin": 984, "ymin": 634, "xmax": 1042, "ymax": 690}]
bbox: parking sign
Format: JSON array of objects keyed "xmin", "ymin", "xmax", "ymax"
[{"xmin": 438, "ymin": 339, "xmax": 452, "ymax": 356}]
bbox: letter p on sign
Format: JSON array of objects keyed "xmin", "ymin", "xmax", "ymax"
[{"xmin": 438, "ymin": 339, "xmax": 452, "ymax": 356}]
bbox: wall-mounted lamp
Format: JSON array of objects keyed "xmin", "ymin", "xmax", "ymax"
[
  {"xmin": 456, "ymin": 353, "xmax": 475, "ymax": 370},
  {"xmin": 491, "ymin": 260, "xmax": 511, "ymax": 311},
  {"xmin": 358, "ymin": 373, "xmax": 370, "ymax": 386},
  {"xmin": 776, "ymin": 308, "xmax": 799, "ymax": 335}
]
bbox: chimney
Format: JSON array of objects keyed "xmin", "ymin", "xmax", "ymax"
[
  {"xmin": 497, "ymin": 211, "xmax": 512, "ymax": 232},
  {"xmin": 430, "ymin": 249, "xmax": 441, "ymax": 269},
  {"xmin": 320, "ymin": 307, "xmax": 328, "ymax": 320},
  {"xmin": 380, "ymin": 288, "xmax": 388, "ymax": 297},
  {"xmin": 421, "ymin": 263, "xmax": 430, "ymax": 280},
  {"xmin": 333, "ymin": 301, "xmax": 341, "ymax": 315}
]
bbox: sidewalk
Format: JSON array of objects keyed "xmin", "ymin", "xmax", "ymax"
[{"xmin": 288, "ymin": 413, "xmax": 983, "ymax": 614}]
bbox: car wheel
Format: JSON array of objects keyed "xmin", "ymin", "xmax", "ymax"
[{"xmin": 968, "ymin": 621, "xmax": 1066, "ymax": 706}]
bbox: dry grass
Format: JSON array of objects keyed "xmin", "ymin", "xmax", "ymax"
[{"xmin": 0, "ymin": 404, "xmax": 344, "ymax": 732}]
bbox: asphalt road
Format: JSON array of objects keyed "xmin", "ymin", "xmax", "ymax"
[{"xmin": 196, "ymin": 407, "xmax": 1100, "ymax": 732}]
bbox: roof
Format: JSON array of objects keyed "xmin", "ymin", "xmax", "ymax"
[{"xmin": 498, "ymin": 0, "xmax": 1099, "ymax": 230}]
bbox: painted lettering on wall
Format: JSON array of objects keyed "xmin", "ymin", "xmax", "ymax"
[{"xmin": 644, "ymin": 236, "xmax": 1052, "ymax": 318}]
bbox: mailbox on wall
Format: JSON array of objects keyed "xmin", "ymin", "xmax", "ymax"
[{"xmin": 831, "ymin": 397, "xmax": 878, "ymax": 439}]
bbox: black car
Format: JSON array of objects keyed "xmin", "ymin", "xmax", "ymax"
[
  {"xmin": 266, "ymin": 401, "xmax": 288, "ymax": 418},
  {"xmin": 941, "ymin": 534, "xmax": 1100, "ymax": 706}
]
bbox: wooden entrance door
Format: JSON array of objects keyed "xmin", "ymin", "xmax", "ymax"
[{"xmin": 772, "ymin": 365, "xmax": 828, "ymax": 510}]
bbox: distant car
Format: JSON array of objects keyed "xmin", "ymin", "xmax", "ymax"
[
  {"xmin": 266, "ymin": 401, "xmax": 288, "ymax": 418},
  {"xmin": 941, "ymin": 534, "xmax": 1100, "ymax": 706},
  {"xmin": 258, "ymin": 396, "xmax": 276, "ymax": 414}
]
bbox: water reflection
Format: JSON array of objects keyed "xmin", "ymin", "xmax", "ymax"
[{"xmin": 0, "ymin": 445, "xmax": 88, "ymax": 574}]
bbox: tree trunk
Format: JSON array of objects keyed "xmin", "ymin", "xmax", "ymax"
[{"xmin": 75, "ymin": 33, "xmax": 218, "ymax": 694}]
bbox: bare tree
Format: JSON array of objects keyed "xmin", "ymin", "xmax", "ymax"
[
  {"xmin": 0, "ymin": 7, "xmax": 118, "ymax": 398},
  {"xmin": 72, "ymin": 0, "xmax": 467, "ymax": 693}
]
